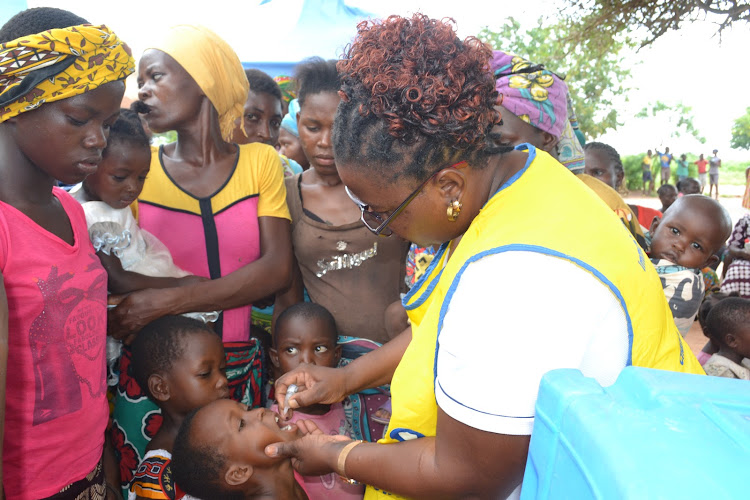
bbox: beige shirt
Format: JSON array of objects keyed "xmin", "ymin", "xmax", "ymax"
[{"xmin": 286, "ymin": 175, "xmax": 409, "ymax": 344}]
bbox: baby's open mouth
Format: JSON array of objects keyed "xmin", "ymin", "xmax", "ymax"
[{"xmin": 274, "ymin": 414, "xmax": 295, "ymax": 431}]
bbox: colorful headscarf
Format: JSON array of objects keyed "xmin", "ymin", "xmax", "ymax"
[
  {"xmin": 280, "ymin": 98, "xmax": 299, "ymax": 137},
  {"xmin": 491, "ymin": 50, "xmax": 568, "ymax": 140},
  {"xmin": 556, "ymin": 94, "xmax": 586, "ymax": 174},
  {"xmin": 147, "ymin": 25, "xmax": 248, "ymax": 142},
  {"xmin": 273, "ymin": 75, "xmax": 296, "ymax": 104},
  {"xmin": 0, "ymin": 24, "xmax": 134, "ymax": 122}
]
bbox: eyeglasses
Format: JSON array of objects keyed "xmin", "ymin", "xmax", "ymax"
[{"xmin": 345, "ymin": 160, "xmax": 467, "ymax": 237}]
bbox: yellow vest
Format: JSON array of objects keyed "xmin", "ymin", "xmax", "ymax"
[{"xmin": 365, "ymin": 145, "xmax": 703, "ymax": 500}]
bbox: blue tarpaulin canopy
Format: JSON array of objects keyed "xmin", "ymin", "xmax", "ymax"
[{"xmin": 239, "ymin": 0, "xmax": 375, "ymax": 76}]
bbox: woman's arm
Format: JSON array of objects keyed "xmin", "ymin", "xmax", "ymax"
[
  {"xmin": 96, "ymin": 251, "xmax": 204, "ymax": 294},
  {"xmin": 269, "ymin": 406, "xmax": 529, "ymax": 499},
  {"xmin": 349, "ymin": 407, "xmax": 529, "ymax": 499},
  {"xmin": 108, "ymin": 216, "xmax": 293, "ymax": 336},
  {"xmin": 0, "ymin": 273, "xmax": 7, "ymax": 500},
  {"xmin": 276, "ymin": 326, "xmax": 411, "ymax": 413}
]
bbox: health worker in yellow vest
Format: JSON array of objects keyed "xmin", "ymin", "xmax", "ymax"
[{"xmin": 266, "ymin": 14, "xmax": 704, "ymax": 500}]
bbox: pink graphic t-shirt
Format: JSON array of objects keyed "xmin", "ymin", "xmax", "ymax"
[
  {"xmin": 270, "ymin": 402, "xmax": 365, "ymax": 500},
  {"xmin": 0, "ymin": 188, "xmax": 108, "ymax": 499}
]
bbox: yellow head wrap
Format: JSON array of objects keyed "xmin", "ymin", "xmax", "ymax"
[
  {"xmin": 147, "ymin": 25, "xmax": 249, "ymax": 142},
  {"xmin": 0, "ymin": 24, "xmax": 134, "ymax": 122}
]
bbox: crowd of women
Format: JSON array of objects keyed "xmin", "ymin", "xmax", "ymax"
[{"xmin": 0, "ymin": 6, "xmax": 744, "ymax": 500}]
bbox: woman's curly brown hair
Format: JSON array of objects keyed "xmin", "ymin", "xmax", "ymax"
[{"xmin": 333, "ymin": 14, "xmax": 505, "ymax": 181}]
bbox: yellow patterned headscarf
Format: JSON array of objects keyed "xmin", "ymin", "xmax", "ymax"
[
  {"xmin": 0, "ymin": 24, "xmax": 134, "ymax": 122},
  {"xmin": 147, "ymin": 25, "xmax": 249, "ymax": 142}
]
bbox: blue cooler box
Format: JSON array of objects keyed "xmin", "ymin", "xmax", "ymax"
[{"xmin": 521, "ymin": 367, "xmax": 750, "ymax": 499}]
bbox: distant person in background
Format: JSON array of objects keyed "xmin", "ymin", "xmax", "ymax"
[
  {"xmin": 232, "ymin": 69, "xmax": 283, "ymax": 148},
  {"xmin": 642, "ymin": 149, "xmax": 653, "ymax": 195},
  {"xmin": 677, "ymin": 177, "xmax": 701, "ymax": 196},
  {"xmin": 658, "ymin": 184, "xmax": 678, "ymax": 213},
  {"xmin": 232, "ymin": 69, "xmax": 302, "ymax": 179},
  {"xmin": 709, "ymin": 148, "xmax": 721, "ymax": 199},
  {"xmin": 655, "ymin": 147, "xmax": 673, "ymax": 186},
  {"xmin": 278, "ymin": 99, "xmax": 310, "ymax": 170},
  {"xmin": 695, "ymin": 153, "xmax": 709, "ymax": 193},
  {"xmin": 581, "ymin": 143, "xmax": 660, "ymax": 233},
  {"xmin": 676, "ymin": 154, "xmax": 689, "ymax": 183},
  {"xmin": 583, "ymin": 142, "xmax": 624, "ymax": 191}
]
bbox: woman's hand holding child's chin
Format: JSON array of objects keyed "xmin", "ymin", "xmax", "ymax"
[{"xmin": 266, "ymin": 423, "xmax": 353, "ymax": 476}]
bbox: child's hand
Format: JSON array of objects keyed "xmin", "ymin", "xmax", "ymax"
[{"xmin": 294, "ymin": 419, "xmax": 322, "ymax": 437}]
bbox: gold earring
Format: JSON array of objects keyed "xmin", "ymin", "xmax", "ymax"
[{"xmin": 447, "ymin": 200, "xmax": 462, "ymax": 222}]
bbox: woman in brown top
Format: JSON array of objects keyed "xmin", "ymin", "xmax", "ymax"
[{"xmin": 275, "ymin": 58, "xmax": 408, "ymax": 346}]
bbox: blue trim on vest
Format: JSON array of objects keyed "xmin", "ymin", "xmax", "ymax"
[
  {"xmin": 433, "ymin": 244, "xmax": 635, "ymax": 382},
  {"xmin": 437, "ymin": 380, "xmax": 534, "ymax": 418},
  {"xmin": 490, "ymin": 143, "xmax": 537, "ymax": 196},
  {"xmin": 402, "ymin": 242, "xmax": 449, "ymax": 311},
  {"xmin": 388, "ymin": 427, "xmax": 426, "ymax": 442}
]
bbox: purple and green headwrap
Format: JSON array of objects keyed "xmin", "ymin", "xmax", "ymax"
[{"xmin": 491, "ymin": 50, "xmax": 568, "ymax": 139}]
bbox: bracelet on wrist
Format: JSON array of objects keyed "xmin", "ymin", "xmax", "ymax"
[{"xmin": 336, "ymin": 439, "xmax": 363, "ymax": 483}]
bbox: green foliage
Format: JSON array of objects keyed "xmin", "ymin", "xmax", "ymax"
[
  {"xmin": 636, "ymin": 101, "xmax": 706, "ymax": 144},
  {"xmin": 478, "ymin": 16, "xmax": 633, "ymax": 139},
  {"xmin": 716, "ymin": 159, "xmax": 750, "ymax": 185},
  {"xmin": 731, "ymin": 107, "xmax": 750, "ymax": 150},
  {"xmin": 622, "ymin": 154, "xmax": 646, "ymax": 191}
]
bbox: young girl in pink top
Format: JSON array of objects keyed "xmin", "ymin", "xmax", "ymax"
[{"xmin": 0, "ymin": 7, "xmax": 133, "ymax": 499}]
